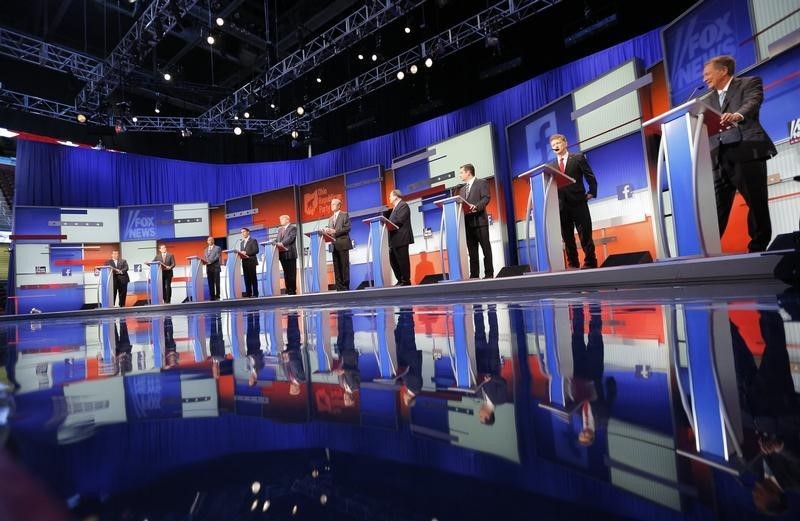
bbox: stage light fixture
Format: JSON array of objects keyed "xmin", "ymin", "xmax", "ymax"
[
  {"xmin": 76, "ymin": 113, "xmax": 87, "ymax": 123},
  {"xmin": 233, "ymin": 114, "xmax": 239, "ymax": 120},
  {"xmin": 371, "ymin": 53, "xmax": 378, "ymax": 61},
  {"xmin": 243, "ymin": 111, "xmax": 250, "ymax": 118},
  {"xmin": 316, "ymin": 77, "xmax": 322, "ymax": 83},
  {"xmin": 425, "ymin": 57, "xmax": 433, "ymax": 67},
  {"xmin": 0, "ymin": 128, "xmax": 19, "ymax": 138},
  {"xmin": 163, "ymin": 72, "xmax": 172, "ymax": 81},
  {"xmin": 296, "ymin": 106, "xmax": 305, "ymax": 116},
  {"xmin": 357, "ymin": 53, "xmax": 364, "ymax": 60},
  {"xmin": 291, "ymin": 130, "xmax": 300, "ymax": 139},
  {"xmin": 216, "ymin": 17, "xmax": 224, "ymax": 26},
  {"xmin": 396, "ymin": 71, "xmax": 405, "ymax": 80},
  {"xmin": 410, "ymin": 64, "xmax": 418, "ymax": 74},
  {"xmin": 154, "ymin": 100, "xmax": 161, "ymax": 114},
  {"xmin": 207, "ymin": 35, "xmax": 215, "ymax": 45},
  {"xmin": 269, "ymin": 102, "xmax": 276, "ymax": 109},
  {"xmin": 404, "ymin": 26, "xmax": 411, "ymax": 34},
  {"xmin": 132, "ymin": 116, "xmax": 138, "ymax": 123},
  {"xmin": 233, "ymin": 126, "xmax": 242, "ymax": 135}
]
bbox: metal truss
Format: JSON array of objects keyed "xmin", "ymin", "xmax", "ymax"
[
  {"xmin": 200, "ymin": 0, "xmax": 427, "ymax": 126},
  {"xmin": 76, "ymin": 0, "xmax": 201, "ymax": 111},
  {"xmin": 261, "ymin": 0, "xmax": 562, "ymax": 139},
  {"xmin": 0, "ymin": 87, "xmax": 96, "ymax": 125},
  {"xmin": 0, "ymin": 27, "xmax": 104, "ymax": 82}
]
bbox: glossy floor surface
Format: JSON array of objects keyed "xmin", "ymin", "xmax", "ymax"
[{"xmin": 1, "ymin": 286, "xmax": 799, "ymax": 520}]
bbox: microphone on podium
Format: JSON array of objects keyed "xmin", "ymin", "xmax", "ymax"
[{"xmin": 684, "ymin": 84, "xmax": 706, "ymax": 103}]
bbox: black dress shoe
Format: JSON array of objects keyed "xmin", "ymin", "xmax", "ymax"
[
  {"xmin": 483, "ymin": 274, "xmax": 493, "ymax": 279},
  {"xmin": 581, "ymin": 263, "xmax": 598, "ymax": 269}
]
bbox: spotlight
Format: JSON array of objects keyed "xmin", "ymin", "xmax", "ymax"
[
  {"xmin": 180, "ymin": 128, "xmax": 192, "ymax": 138},
  {"xmin": 163, "ymin": 72, "xmax": 172, "ymax": 81},
  {"xmin": 233, "ymin": 114, "xmax": 239, "ymax": 120},
  {"xmin": 404, "ymin": 26, "xmax": 411, "ymax": 34},
  {"xmin": 425, "ymin": 57, "xmax": 433, "ymax": 67},
  {"xmin": 410, "ymin": 64, "xmax": 418, "ymax": 74},
  {"xmin": 207, "ymin": 35, "xmax": 215, "ymax": 45},
  {"xmin": 243, "ymin": 111, "xmax": 250, "ymax": 118},
  {"xmin": 154, "ymin": 101, "xmax": 161, "ymax": 114},
  {"xmin": 269, "ymin": 102, "xmax": 276, "ymax": 109},
  {"xmin": 216, "ymin": 17, "xmax": 224, "ymax": 26},
  {"xmin": 233, "ymin": 126, "xmax": 242, "ymax": 135},
  {"xmin": 396, "ymin": 71, "xmax": 405, "ymax": 80},
  {"xmin": 316, "ymin": 77, "xmax": 322, "ymax": 83},
  {"xmin": 76, "ymin": 113, "xmax": 87, "ymax": 123},
  {"xmin": 371, "ymin": 53, "xmax": 378, "ymax": 61},
  {"xmin": 128, "ymin": 0, "xmax": 136, "ymax": 3},
  {"xmin": 296, "ymin": 106, "xmax": 305, "ymax": 116},
  {"xmin": 291, "ymin": 130, "xmax": 300, "ymax": 139},
  {"xmin": 132, "ymin": 116, "xmax": 138, "ymax": 122},
  {"xmin": 357, "ymin": 53, "xmax": 364, "ymax": 60}
]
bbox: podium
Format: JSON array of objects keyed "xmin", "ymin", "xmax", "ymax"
[
  {"xmin": 185, "ymin": 256, "xmax": 204, "ymax": 302},
  {"xmin": 363, "ymin": 215, "xmax": 397, "ymax": 288},
  {"xmin": 642, "ymin": 99, "xmax": 723, "ymax": 258},
  {"xmin": 304, "ymin": 230, "xmax": 333, "ymax": 293},
  {"xmin": 223, "ymin": 249, "xmax": 243, "ymax": 300},
  {"xmin": 517, "ymin": 163, "xmax": 575, "ymax": 273},
  {"xmin": 260, "ymin": 240, "xmax": 285, "ymax": 297},
  {"xmin": 95, "ymin": 265, "xmax": 114, "ymax": 308},
  {"xmin": 434, "ymin": 195, "xmax": 471, "ymax": 281},
  {"xmin": 145, "ymin": 261, "xmax": 164, "ymax": 305}
]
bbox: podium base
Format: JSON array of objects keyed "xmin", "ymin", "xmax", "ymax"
[
  {"xmin": 497, "ymin": 265, "xmax": 530, "ymax": 278},
  {"xmin": 419, "ymin": 274, "xmax": 444, "ymax": 285}
]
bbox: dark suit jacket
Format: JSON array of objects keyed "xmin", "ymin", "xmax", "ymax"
[
  {"xmin": 550, "ymin": 152, "xmax": 597, "ymax": 204},
  {"xmin": 706, "ymin": 76, "xmax": 777, "ymax": 165},
  {"xmin": 385, "ymin": 200, "xmax": 414, "ymax": 248},
  {"xmin": 460, "ymin": 177, "xmax": 491, "ymax": 227},
  {"xmin": 277, "ymin": 224, "xmax": 298, "ymax": 260},
  {"xmin": 154, "ymin": 252, "xmax": 176, "ymax": 277},
  {"xmin": 240, "ymin": 237, "xmax": 259, "ymax": 265},
  {"xmin": 105, "ymin": 258, "xmax": 130, "ymax": 284},
  {"xmin": 204, "ymin": 245, "xmax": 222, "ymax": 272},
  {"xmin": 328, "ymin": 211, "xmax": 352, "ymax": 251}
]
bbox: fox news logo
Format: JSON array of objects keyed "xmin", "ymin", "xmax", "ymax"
[
  {"xmin": 124, "ymin": 209, "xmax": 156, "ymax": 239},
  {"xmin": 790, "ymin": 118, "xmax": 800, "ymax": 145}
]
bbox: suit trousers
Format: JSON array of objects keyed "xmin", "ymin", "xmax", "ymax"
[
  {"xmin": 280, "ymin": 257, "xmax": 298, "ymax": 295},
  {"xmin": 389, "ymin": 245, "xmax": 411, "ymax": 284},
  {"xmin": 559, "ymin": 200, "xmax": 596, "ymax": 267},
  {"xmin": 242, "ymin": 260, "xmax": 258, "ymax": 297},
  {"xmin": 332, "ymin": 249, "xmax": 350, "ymax": 291},
  {"xmin": 714, "ymin": 153, "xmax": 771, "ymax": 252},
  {"xmin": 113, "ymin": 277, "xmax": 127, "ymax": 307},
  {"xmin": 162, "ymin": 273, "xmax": 173, "ymax": 303},
  {"xmin": 207, "ymin": 267, "xmax": 220, "ymax": 300},
  {"xmin": 465, "ymin": 224, "xmax": 493, "ymax": 278}
]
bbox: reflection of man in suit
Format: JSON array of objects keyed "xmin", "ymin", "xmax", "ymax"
[
  {"xmin": 385, "ymin": 189, "xmax": 414, "ymax": 286},
  {"xmin": 245, "ymin": 312, "xmax": 262, "ymax": 386},
  {"xmin": 154, "ymin": 244, "xmax": 176, "ymax": 303},
  {"xmin": 473, "ymin": 305, "xmax": 508, "ymax": 425},
  {"xmin": 238, "ymin": 227, "xmax": 260, "ymax": 298},
  {"xmin": 323, "ymin": 198, "xmax": 352, "ymax": 291},
  {"xmin": 335, "ymin": 310, "xmax": 359, "ymax": 407},
  {"xmin": 114, "ymin": 320, "xmax": 133, "ymax": 376},
  {"xmin": 281, "ymin": 311, "xmax": 306, "ymax": 396},
  {"xmin": 549, "ymin": 134, "xmax": 598, "ymax": 269},
  {"xmin": 208, "ymin": 312, "xmax": 230, "ymax": 379},
  {"xmin": 570, "ymin": 304, "xmax": 613, "ymax": 446},
  {"xmin": 164, "ymin": 317, "xmax": 178, "ymax": 369},
  {"xmin": 458, "ymin": 164, "xmax": 493, "ymax": 279},
  {"xmin": 276, "ymin": 215, "xmax": 298, "ymax": 295},
  {"xmin": 203, "ymin": 237, "xmax": 222, "ymax": 300},
  {"xmin": 730, "ymin": 310, "xmax": 800, "ymax": 515},
  {"xmin": 105, "ymin": 250, "xmax": 130, "ymax": 307},
  {"xmin": 395, "ymin": 307, "xmax": 422, "ymax": 407},
  {"xmin": 703, "ymin": 55, "xmax": 777, "ymax": 252}
]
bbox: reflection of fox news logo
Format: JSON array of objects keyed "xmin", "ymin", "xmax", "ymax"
[
  {"xmin": 125, "ymin": 209, "xmax": 156, "ymax": 239},
  {"xmin": 790, "ymin": 118, "xmax": 800, "ymax": 145},
  {"xmin": 670, "ymin": 9, "xmax": 737, "ymax": 91}
]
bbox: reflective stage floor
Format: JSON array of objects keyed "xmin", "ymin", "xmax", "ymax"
[{"xmin": 1, "ymin": 283, "xmax": 799, "ymax": 520}]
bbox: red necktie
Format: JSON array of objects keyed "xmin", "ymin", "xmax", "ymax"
[{"xmin": 559, "ymin": 157, "xmax": 566, "ymax": 173}]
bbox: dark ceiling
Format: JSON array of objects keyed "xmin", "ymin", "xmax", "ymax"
[{"xmin": 0, "ymin": 0, "xmax": 698, "ymax": 163}]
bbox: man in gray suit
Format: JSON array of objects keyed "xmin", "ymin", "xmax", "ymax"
[
  {"xmin": 323, "ymin": 198, "xmax": 352, "ymax": 291},
  {"xmin": 385, "ymin": 189, "xmax": 414, "ymax": 286},
  {"xmin": 458, "ymin": 163, "xmax": 494, "ymax": 279},
  {"xmin": 105, "ymin": 250, "xmax": 129, "ymax": 307},
  {"xmin": 276, "ymin": 214, "xmax": 298, "ymax": 295},
  {"xmin": 203, "ymin": 236, "xmax": 222, "ymax": 300},
  {"xmin": 703, "ymin": 55, "xmax": 778, "ymax": 252}
]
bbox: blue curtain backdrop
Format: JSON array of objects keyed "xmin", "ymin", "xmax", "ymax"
[{"xmin": 15, "ymin": 28, "xmax": 664, "ymax": 255}]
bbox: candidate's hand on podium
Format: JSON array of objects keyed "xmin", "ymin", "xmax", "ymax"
[
  {"xmin": 468, "ymin": 203, "xmax": 477, "ymax": 212},
  {"xmin": 586, "ymin": 194, "xmax": 594, "ymax": 200},
  {"xmin": 720, "ymin": 112, "xmax": 743, "ymax": 125}
]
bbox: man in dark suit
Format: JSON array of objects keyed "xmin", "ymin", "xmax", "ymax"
[
  {"xmin": 276, "ymin": 214, "xmax": 298, "ymax": 295},
  {"xmin": 238, "ymin": 227, "xmax": 259, "ymax": 297},
  {"xmin": 473, "ymin": 304, "xmax": 508, "ymax": 425},
  {"xmin": 281, "ymin": 311, "xmax": 306, "ymax": 396},
  {"xmin": 114, "ymin": 319, "xmax": 133, "ymax": 376},
  {"xmin": 154, "ymin": 244, "xmax": 175, "ymax": 303},
  {"xmin": 458, "ymin": 163, "xmax": 494, "ymax": 279},
  {"xmin": 203, "ymin": 236, "xmax": 222, "ymax": 300},
  {"xmin": 703, "ymin": 55, "xmax": 777, "ymax": 252},
  {"xmin": 385, "ymin": 189, "xmax": 414, "ymax": 286},
  {"xmin": 323, "ymin": 198, "xmax": 352, "ymax": 291},
  {"xmin": 335, "ymin": 310, "xmax": 360, "ymax": 407},
  {"xmin": 105, "ymin": 250, "xmax": 129, "ymax": 307},
  {"xmin": 549, "ymin": 134, "xmax": 598, "ymax": 269},
  {"xmin": 395, "ymin": 307, "xmax": 422, "ymax": 407}
]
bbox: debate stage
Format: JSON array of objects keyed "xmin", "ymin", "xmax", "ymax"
[{"xmin": 3, "ymin": 250, "xmax": 792, "ymax": 322}]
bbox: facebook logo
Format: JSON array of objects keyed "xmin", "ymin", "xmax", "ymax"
[
  {"xmin": 524, "ymin": 112, "xmax": 558, "ymax": 167},
  {"xmin": 617, "ymin": 183, "xmax": 634, "ymax": 200}
]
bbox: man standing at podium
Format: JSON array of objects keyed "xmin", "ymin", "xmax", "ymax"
[
  {"xmin": 324, "ymin": 198, "xmax": 352, "ymax": 291},
  {"xmin": 549, "ymin": 134, "xmax": 598, "ymax": 269},
  {"xmin": 458, "ymin": 164, "xmax": 494, "ymax": 279},
  {"xmin": 239, "ymin": 227, "xmax": 260, "ymax": 297},
  {"xmin": 386, "ymin": 189, "xmax": 414, "ymax": 286},
  {"xmin": 277, "ymin": 214, "xmax": 298, "ymax": 295},
  {"xmin": 204, "ymin": 236, "xmax": 222, "ymax": 300},
  {"xmin": 154, "ymin": 244, "xmax": 175, "ymax": 303},
  {"xmin": 703, "ymin": 55, "xmax": 777, "ymax": 252},
  {"xmin": 105, "ymin": 250, "xmax": 129, "ymax": 307}
]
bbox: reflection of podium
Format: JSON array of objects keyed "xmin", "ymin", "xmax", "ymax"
[
  {"xmin": 144, "ymin": 261, "xmax": 164, "ymax": 305},
  {"xmin": 643, "ymin": 99, "xmax": 723, "ymax": 258},
  {"xmin": 223, "ymin": 249, "xmax": 243, "ymax": 300},
  {"xmin": 518, "ymin": 163, "xmax": 575, "ymax": 273},
  {"xmin": 434, "ymin": 195, "xmax": 471, "ymax": 281},
  {"xmin": 260, "ymin": 240, "xmax": 286, "ymax": 297},
  {"xmin": 363, "ymin": 215, "xmax": 397, "ymax": 288},
  {"xmin": 95, "ymin": 265, "xmax": 114, "ymax": 308},
  {"xmin": 185, "ymin": 256, "xmax": 204, "ymax": 302},
  {"xmin": 304, "ymin": 230, "xmax": 333, "ymax": 293}
]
